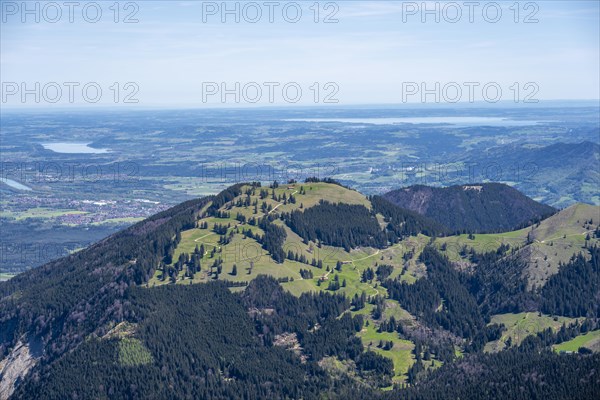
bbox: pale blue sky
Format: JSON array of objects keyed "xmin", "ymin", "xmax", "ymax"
[{"xmin": 1, "ymin": 1, "xmax": 599, "ymax": 107}]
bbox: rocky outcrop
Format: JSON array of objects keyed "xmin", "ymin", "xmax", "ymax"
[{"xmin": 0, "ymin": 339, "xmax": 41, "ymax": 400}]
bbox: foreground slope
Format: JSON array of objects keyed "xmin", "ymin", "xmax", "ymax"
[
  {"xmin": 11, "ymin": 280, "xmax": 368, "ymax": 399},
  {"xmin": 0, "ymin": 196, "xmax": 212, "ymax": 398}
]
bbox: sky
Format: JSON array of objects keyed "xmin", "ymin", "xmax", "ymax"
[{"xmin": 1, "ymin": 0, "xmax": 599, "ymax": 107}]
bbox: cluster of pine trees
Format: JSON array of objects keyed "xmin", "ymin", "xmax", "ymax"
[
  {"xmin": 386, "ymin": 348, "xmax": 600, "ymax": 399},
  {"xmin": 242, "ymin": 276, "xmax": 394, "ymax": 387},
  {"xmin": 369, "ymin": 195, "xmax": 449, "ymax": 239},
  {"xmin": 161, "ymin": 250, "xmax": 203, "ymax": 282},
  {"xmin": 257, "ymin": 216, "xmax": 287, "ymax": 263},
  {"xmin": 283, "ymin": 200, "xmax": 388, "ymax": 251},
  {"xmin": 540, "ymin": 246, "xmax": 600, "ymax": 317},
  {"xmin": 299, "ymin": 268, "xmax": 314, "ymax": 279},
  {"xmin": 384, "ymin": 247, "xmax": 487, "ymax": 340}
]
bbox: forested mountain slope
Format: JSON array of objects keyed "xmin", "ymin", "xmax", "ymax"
[
  {"xmin": 1, "ymin": 181, "xmax": 598, "ymax": 399},
  {"xmin": 383, "ymin": 183, "xmax": 556, "ymax": 233},
  {"xmin": 435, "ymin": 203, "xmax": 600, "ymax": 289}
]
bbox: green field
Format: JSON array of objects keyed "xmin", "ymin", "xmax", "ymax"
[
  {"xmin": 485, "ymin": 312, "xmax": 578, "ymax": 352},
  {"xmin": 148, "ymin": 217, "xmax": 420, "ymax": 299},
  {"xmin": 553, "ymin": 330, "xmax": 600, "ymax": 353},
  {"xmin": 358, "ymin": 322, "xmax": 415, "ymax": 383}
]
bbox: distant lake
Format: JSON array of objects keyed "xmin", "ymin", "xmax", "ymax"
[
  {"xmin": 284, "ymin": 117, "xmax": 541, "ymax": 127},
  {"xmin": 42, "ymin": 142, "xmax": 109, "ymax": 154},
  {"xmin": 0, "ymin": 178, "xmax": 32, "ymax": 191}
]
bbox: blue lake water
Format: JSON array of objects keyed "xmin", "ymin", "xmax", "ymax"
[
  {"xmin": 284, "ymin": 117, "xmax": 542, "ymax": 127},
  {"xmin": 0, "ymin": 178, "xmax": 33, "ymax": 191},
  {"xmin": 42, "ymin": 142, "xmax": 109, "ymax": 154}
]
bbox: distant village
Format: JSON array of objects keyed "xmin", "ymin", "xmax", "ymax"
[{"xmin": 2, "ymin": 194, "xmax": 169, "ymax": 226}]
